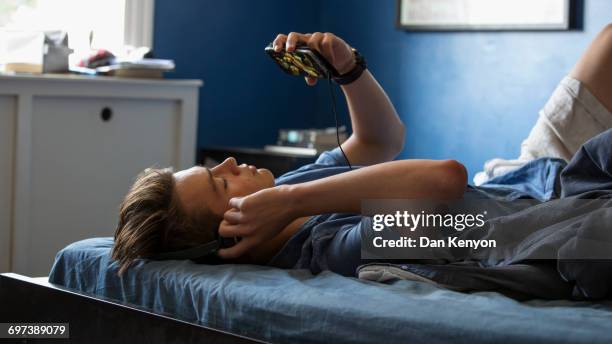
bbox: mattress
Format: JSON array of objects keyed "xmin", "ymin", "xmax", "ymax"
[{"xmin": 49, "ymin": 237, "xmax": 612, "ymax": 344}]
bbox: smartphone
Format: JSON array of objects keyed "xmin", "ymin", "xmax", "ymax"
[{"xmin": 265, "ymin": 43, "xmax": 339, "ymax": 79}]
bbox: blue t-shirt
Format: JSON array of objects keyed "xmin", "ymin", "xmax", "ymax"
[
  {"xmin": 266, "ymin": 141, "xmax": 578, "ymax": 277},
  {"xmin": 268, "ymin": 148, "xmax": 367, "ymax": 277}
]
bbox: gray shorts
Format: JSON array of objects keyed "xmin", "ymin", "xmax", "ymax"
[
  {"xmin": 475, "ymin": 76, "xmax": 612, "ymax": 185},
  {"xmin": 520, "ymin": 76, "xmax": 612, "ymax": 161}
]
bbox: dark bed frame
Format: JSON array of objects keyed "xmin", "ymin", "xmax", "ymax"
[{"xmin": 0, "ymin": 273, "xmax": 264, "ymax": 343}]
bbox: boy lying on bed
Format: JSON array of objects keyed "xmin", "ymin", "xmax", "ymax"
[{"xmin": 112, "ymin": 27, "xmax": 612, "ymax": 276}]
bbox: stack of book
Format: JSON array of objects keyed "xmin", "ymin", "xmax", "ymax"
[{"xmin": 95, "ymin": 58, "xmax": 175, "ymax": 78}]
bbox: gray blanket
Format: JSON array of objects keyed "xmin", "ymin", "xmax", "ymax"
[{"xmin": 359, "ymin": 129, "xmax": 612, "ymax": 300}]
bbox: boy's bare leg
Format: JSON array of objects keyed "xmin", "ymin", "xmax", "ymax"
[{"xmin": 570, "ymin": 24, "xmax": 612, "ymax": 112}]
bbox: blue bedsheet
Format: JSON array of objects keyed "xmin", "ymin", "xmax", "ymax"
[{"xmin": 50, "ymin": 237, "xmax": 612, "ymax": 344}]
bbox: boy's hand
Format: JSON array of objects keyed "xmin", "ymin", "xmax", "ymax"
[
  {"xmin": 272, "ymin": 32, "xmax": 356, "ymax": 86},
  {"xmin": 217, "ymin": 185, "xmax": 297, "ymax": 259}
]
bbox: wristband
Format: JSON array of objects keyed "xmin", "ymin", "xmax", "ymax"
[{"xmin": 333, "ymin": 48, "xmax": 367, "ymax": 85}]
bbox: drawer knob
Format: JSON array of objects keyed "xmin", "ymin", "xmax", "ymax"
[{"xmin": 101, "ymin": 107, "xmax": 113, "ymax": 122}]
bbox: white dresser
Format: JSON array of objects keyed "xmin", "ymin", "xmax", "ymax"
[{"xmin": 0, "ymin": 74, "xmax": 201, "ymax": 276}]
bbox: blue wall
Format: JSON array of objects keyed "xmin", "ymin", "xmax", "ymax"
[
  {"xmin": 153, "ymin": 0, "xmax": 321, "ymax": 148},
  {"xmin": 317, "ymin": 0, "xmax": 612, "ymax": 179},
  {"xmin": 155, "ymin": 0, "xmax": 612, "ymax": 180}
]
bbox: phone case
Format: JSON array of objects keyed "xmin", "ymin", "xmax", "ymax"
[{"xmin": 265, "ymin": 43, "xmax": 339, "ymax": 79}]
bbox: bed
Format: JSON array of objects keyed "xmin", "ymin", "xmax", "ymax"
[
  {"xmin": 31, "ymin": 237, "xmax": 612, "ymax": 344},
  {"xmin": 5, "ymin": 130, "xmax": 612, "ymax": 343}
]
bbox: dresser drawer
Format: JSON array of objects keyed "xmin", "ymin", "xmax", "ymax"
[{"xmin": 25, "ymin": 96, "xmax": 181, "ymax": 275}]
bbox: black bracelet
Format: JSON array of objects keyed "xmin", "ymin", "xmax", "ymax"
[{"xmin": 333, "ymin": 49, "xmax": 367, "ymax": 85}]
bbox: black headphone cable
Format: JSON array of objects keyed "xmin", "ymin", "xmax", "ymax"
[{"xmin": 328, "ymin": 76, "xmax": 353, "ymax": 169}]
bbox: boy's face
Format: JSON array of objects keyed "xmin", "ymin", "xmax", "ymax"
[{"xmin": 173, "ymin": 157, "xmax": 275, "ymax": 218}]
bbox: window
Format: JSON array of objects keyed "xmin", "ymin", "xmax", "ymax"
[{"xmin": 0, "ymin": 0, "xmax": 154, "ymax": 65}]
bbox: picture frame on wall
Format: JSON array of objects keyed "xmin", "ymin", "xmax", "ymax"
[{"xmin": 397, "ymin": 0, "xmax": 572, "ymax": 31}]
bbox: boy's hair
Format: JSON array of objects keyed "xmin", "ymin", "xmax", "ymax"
[{"xmin": 111, "ymin": 168, "xmax": 222, "ymax": 275}]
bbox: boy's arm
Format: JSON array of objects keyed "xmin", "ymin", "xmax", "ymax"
[
  {"xmin": 340, "ymin": 70, "xmax": 405, "ymax": 165},
  {"xmin": 275, "ymin": 32, "xmax": 405, "ymax": 165},
  {"xmin": 218, "ymin": 159, "xmax": 467, "ymax": 259}
]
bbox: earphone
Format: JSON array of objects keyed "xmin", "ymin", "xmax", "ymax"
[
  {"xmin": 150, "ymin": 234, "xmax": 239, "ymax": 262},
  {"xmin": 327, "ymin": 76, "xmax": 353, "ymax": 169}
]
